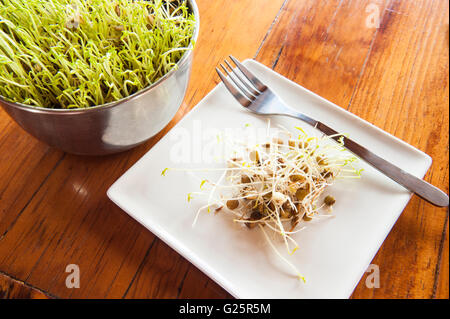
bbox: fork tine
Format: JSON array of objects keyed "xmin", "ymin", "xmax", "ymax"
[
  {"xmin": 216, "ymin": 67, "xmax": 252, "ymax": 107},
  {"xmin": 220, "ymin": 63, "xmax": 256, "ymax": 100},
  {"xmin": 224, "ymin": 60, "xmax": 260, "ymax": 97},
  {"xmin": 229, "ymin": 55, "xmax": 267, "ymax": 92}
]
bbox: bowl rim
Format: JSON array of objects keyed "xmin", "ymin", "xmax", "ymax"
[{"xmin": 0, "ymin": 0, "xmax": 200, "ymax": 115}]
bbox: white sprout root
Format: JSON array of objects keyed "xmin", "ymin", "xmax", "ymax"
[{"xmin": 163, "ymin": 123, "xmax": 362, "ymax": 281}]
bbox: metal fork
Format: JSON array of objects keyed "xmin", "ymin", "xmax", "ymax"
[{"xmin": 216, "ymin": 55, "xmax": 449, "ymax": 207}]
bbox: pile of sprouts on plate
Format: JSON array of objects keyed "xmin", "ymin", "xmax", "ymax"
[
  {"xmin": 162, "ymin": 122, "xmax": 363, "ymax": 281},
  {"xmin": 0, "ymin": 0, "xmax": 195, "ymax": 108}
]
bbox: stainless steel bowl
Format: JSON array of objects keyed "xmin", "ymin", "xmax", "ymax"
[{"xmin": 0, "ymin": 0, "xmax": 199, "ymax": 156}]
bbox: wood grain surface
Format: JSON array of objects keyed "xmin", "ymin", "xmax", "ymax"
[
  {"xmin": 0, "ymin": 271, "xmax": 51, "ymax": 299},
  {"xmin": 0, "ymin": 0, "xmax": 448, "ymax": 299}
]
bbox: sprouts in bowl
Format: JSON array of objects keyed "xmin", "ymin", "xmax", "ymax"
[
  {"xmin": 0, "ymin": 0, "xmax": 199, "ymax": 155},
  {"xmin": 0, "ymin": 0, "xmax": 196, "ymax": 109}
]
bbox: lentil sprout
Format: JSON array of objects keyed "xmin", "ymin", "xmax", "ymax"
[{"xmin": 162, "ymin": 122, "xmax": 363, "ymax": 281}]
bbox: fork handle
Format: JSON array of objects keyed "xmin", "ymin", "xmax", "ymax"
[{"xmin": 315, "ymin": 122, "xmax": 449, "ymax": 207}]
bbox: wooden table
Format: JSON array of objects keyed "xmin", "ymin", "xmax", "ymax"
[{"xmin": 0, "ymin": 0, "xmax": 448, "ymax": 299}]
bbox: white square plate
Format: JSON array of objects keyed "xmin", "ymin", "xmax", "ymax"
[{"xmin": 107, "ymin": 60, "xmax": 431, "ymax": 299}]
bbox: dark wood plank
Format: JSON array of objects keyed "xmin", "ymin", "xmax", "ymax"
[
  {"xmin": 348, "ymin": 0, "xmax": 449, "ymax": 299},
  {"xmin": 0, "ymin": 272, "xmax": 51, "ymax": 299},
  {"xmin": 0, "ymin": 152, "xmax": 155, "ymax": 298},
  {"xmin": 434, "ymin": 216, "xmax": 448, "ymax": 298},
  {"xmin": 177, "ymin": 265, "xmax": 232, "ymax": 299},
  {"xmin": 0, "ymin": 111, "xmax": 64, "ymax": 237},
  {"xmin": 255, "ymin": 0, "xmax": 392, "ymax": 105}
]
